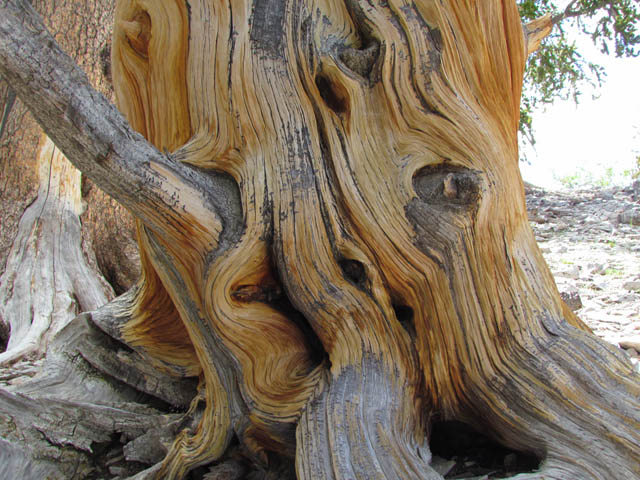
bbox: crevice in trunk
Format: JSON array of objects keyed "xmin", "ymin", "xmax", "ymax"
[
  {"xmin": 0, "ymin": 322, "xmax": 9, "ymax": 353},
  {"xmin": 392, "ymin": 303, "xmax": 415, "ymax": 338},
  {"xmin": 88, "ymin": 432, "xmax": 147, "ymax": 480},
  {"xmin": 413, "ymin": 164, "xmax": 482, "ymax": 210},
  {"xmin": 315, "ymin": 73, "xmax": 349, "ymax": 116},
  {"xmin": 430, "ymin": 420, "xmax": 540, "ymax": 479},
  {"xmin": 337, "ymin": 257, "xmax": 367, "ymax": 290},
  {"xmin": 269, "ymin": 259, "xmax": 328, "ymax": 368}
]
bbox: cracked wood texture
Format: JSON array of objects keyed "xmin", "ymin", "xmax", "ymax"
[
  {"xmin": 110, "ymin": 0, "xmax": 640, "ymax": 478},
  {"xmin": 1, "ymin": 0, "xmax": 639, "ymax": 478}
]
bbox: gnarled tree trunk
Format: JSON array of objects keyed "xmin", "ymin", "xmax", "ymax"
[{"xmin": 0, "ymin": 0, "xmax": 638, "ymax": 479}]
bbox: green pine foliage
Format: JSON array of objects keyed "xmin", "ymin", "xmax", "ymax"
[{"xmin": 517, "ymin": 0, "xmax": 639, "ymax": 146}]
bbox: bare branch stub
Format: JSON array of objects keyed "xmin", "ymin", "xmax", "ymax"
[{"xmin": 525, "ymin": 14, "xmax": 554, "ymax": 55}]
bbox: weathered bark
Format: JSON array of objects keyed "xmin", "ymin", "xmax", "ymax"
[{"xmin": 0, "ymin": 0, "xmax": 639, "ymax": 479}]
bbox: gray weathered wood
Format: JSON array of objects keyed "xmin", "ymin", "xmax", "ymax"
[
  {"xmin": 297, "ymin": 359, "xmax": 442, "ymax": 480},
  {"xmin": 1, "ymin": 301, "xmax": 201, "ymax": 479}
]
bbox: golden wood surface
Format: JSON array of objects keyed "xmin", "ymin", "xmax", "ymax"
[{"xmin": 109, "ymin": 1, "xmax": 640, "ymax": 478}]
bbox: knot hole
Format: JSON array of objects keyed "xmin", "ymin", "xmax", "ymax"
[
  {"xmin": 338, "ymin": 258, "xmax": 367, "ymax": 290},
  {"xmin": 316, "ymin": 74, "xmax": 349, "ymax": 115}
]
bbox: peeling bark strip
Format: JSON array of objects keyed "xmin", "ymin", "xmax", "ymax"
[
  {"xmin": 0, "ymin": 85, "xmax": 15, "ymax": 139},
  {"xmin": 1, "ymin": 0, "xmax": 639, "ymax": 479}
]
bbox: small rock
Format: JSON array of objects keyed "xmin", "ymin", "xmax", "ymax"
[
  {"xmin": 108, "ymin": 466, "xmax": 127, "ymax": 477},
  {"xmin": 624, "ymin": 348, "xmax": 639, "ymax": 360},
  {"xmin": 588, "ymin": 263, "xmax": 606, "ymax": 275},
  {"xmin": 600, "ymin": 192, "xmax": 614, "ymax": 200},
  {"xmin": 560, "ymin": 289, "xmax": 583, "ymax": 311},
  {"xmin": 620, "ymin": 323, "xmax": 640, "ymax": 336},
  {"xmin": 592, "ymin": 280, "xmax": 610, "ymax": 291},
  {"xmin": 618, "ymin": 208, "xmax": 640, "ymax": 226},
  {"xmin": 504, "ymin": 453, "xmax": 518, "ymax": 471},
  {"xmin": 611, "ymin": 293, "xmax": 637, "ymax": 304},
  {"xmin": 623, "ymin": 281, "xmax": 640, "ymax": 292},
  {"xmin": 431, "ymin": 456, "xmax": 456, "ymax": 476},
  {"xmin": 595, "ymin": 224, "xmax": 614, "ymax": 233},
  {"xmin": 619, "ymin": 336, "xmax": 640, "ymax": 352},
  {"xmin": 559, "ymin": 265, "xmax": 581, "ymax": 280}
]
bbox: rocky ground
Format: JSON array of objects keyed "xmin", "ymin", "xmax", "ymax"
[{"xmin": 526, "ymin": 180, "xmax": 640, "ymax": 371}]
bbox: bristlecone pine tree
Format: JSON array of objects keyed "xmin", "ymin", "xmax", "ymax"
[{"xmin": 0, "ymin": 0, "xmax": 638, "ymax": 479}]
